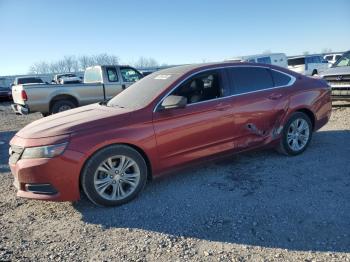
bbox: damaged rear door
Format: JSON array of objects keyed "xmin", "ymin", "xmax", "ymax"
[{"xmin": 225, "ymin": 66, "xmax": 294, "ymax": 149}]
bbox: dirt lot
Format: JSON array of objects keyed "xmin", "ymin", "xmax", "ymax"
[{"xmin": 0, "ymin": 101, "xmax": 349, "ymax": 261}]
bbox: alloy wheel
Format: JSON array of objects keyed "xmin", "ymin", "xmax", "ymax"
[
  {"xmin": 93, "ymin": 155, "xmax": 141, "ymax": 201},
  {"xmin": 286, "ymin": 118, "xmax": 310, "ymax": 152}
]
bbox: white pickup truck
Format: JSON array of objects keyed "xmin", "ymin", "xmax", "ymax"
[{"xmin": 11, "ymin": 65, "xmax": 143, "ymax": 116}]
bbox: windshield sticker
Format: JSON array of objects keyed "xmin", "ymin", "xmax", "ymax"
[{"xmin": 154, "ymin": 75, "xmax": 172, "ymax": 80}]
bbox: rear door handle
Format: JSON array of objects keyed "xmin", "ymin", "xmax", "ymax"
[{"xmin": 268, "ymin": 93, "xmax": 283, "ymax": 100}]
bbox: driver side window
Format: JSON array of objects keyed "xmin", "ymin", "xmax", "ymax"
[{"xmin": 172, "ymin": 71, "xmax": 223, "ymax": 104}]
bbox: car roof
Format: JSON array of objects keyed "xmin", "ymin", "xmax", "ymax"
[
  {"xmin": 154, "ymin": 62, "xmax": 276, "ymax": 76},
  {"xmin": 288, "ymin": 54, "xmax": 323, "ymax": 59}
]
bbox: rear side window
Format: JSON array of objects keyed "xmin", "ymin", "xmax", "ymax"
[
  {"xmin": 271, "ymin": 70, "xmax": 292, "ymax": 86},
  {"xmin": 288, "ymin": 57, "xmax": 305, "ymax": 66},
  {"xmin": 106, "ymin": 67, "xmax": 119, "ymax": 82},
  {"xmin": 306, "ymin": 56, "xmax": 322, "ymax": 64},
  {"xmin": 228, "ymin": 67, "xmax": 274, "ymax": 95},
  {"xmin": 257, "ymin": 56, "xmax": 272, "ymax": 64},
  {"xmin": 84, "ymin": 67, "xmax": 102, "ymax": 83}
]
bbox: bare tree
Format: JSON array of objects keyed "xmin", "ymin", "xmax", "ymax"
[
  {"xmin": 93, "ymin": 53, "xmax": 119, "ymax": 65},
  {"xmin": 49, "ymin": 63, "xmax": 60, "ymax": 74},
  {"xmin": 55, "ymin": 60, "xmax": 67, "ymax": 73},
  {"xmin": 62, "ymin": 56, "xmax": 79, "ymax": 72},
  {"xmin": 29, "ymin": 62, "xmax": 50, "ymax": 74},
  {"xmin": 134, "ymin": 57, "xmax": 159, "ymax": 68},
  {"xmin": 29, "ymin": 53, "xmax": 120, "ymax": 74},
  {"xmin": 29, "ymin": 64, "xmax": 40, "ymax": 74},
  {"xmin": 78, "ymin": 55, "xmax": 94, "ymax": 70}
]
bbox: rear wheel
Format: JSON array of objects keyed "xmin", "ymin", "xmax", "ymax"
[
  {"xmin": 278, "ymin": 112, "xmax": 312, "ymax": 156},
  {"xmin": 312, "ymin": 70, "xmax": 318, "ymax": 76},
  {"xmin": 51, "ymin": 100, "xmax": 76, "ymax": 114},
  {"xmin": 81, "ymin": 145, "xmax": 148, "ymax": 207}
]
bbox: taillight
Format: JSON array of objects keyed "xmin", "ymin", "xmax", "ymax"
[{"xmin": 21, "ymin": 90, "xmax": 28, "ymax": 101}]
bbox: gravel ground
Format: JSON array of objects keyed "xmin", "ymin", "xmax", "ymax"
[{"xmin": 0, "ymin": 101, "xmax": 349, "ymax": 261}]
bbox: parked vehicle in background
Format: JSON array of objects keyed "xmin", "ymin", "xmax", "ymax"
[
  {"xmin": 0, "ymin": 86, "xmax": 12, "ymax": 101},
  {"xmin": 140, "ymin": 70, "xmax": 156, "ymax": 77},
  {"xmin": 324, "ymin": 53, "xmax": 343, "ymax": 66},
  {"xmin": 288, "ymin": 55, "xmax": 329, "ymax": 76},
  {"xmin": 11, "ymin": 65, "xmax": 143, "ymax": 116},
  {"xmin": 225, "ymin": 53, "xmax": 288, "ymax": 68},
  {"xmin": 12, "ymin": 76, "xmax": 45, "ymax": 86},
  {"xmin": 53, "ymin": 73, "xmax": 82, "ymax": 84},
  {"xmin": 321, "ymin": 50, "xmax": 350, "ymax": 101},
  {"xmin": 9, "ymin": 62, "xmax": 332, "ymax": 207}
]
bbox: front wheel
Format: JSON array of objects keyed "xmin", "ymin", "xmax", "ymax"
[
  {"xmin": 81, "ymin": 145, "xmax": 148, "ymax": 207},
  {"xmin": 278, "ymin": 112, "xmax": 312, "ymax": 156}
]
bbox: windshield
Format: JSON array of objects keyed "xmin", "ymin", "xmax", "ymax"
[
  {"xmin": 333, "ymin": 52, "xmax": 350, "ymax": 67},
  {"xmin": 107, "ymin": 72, "xmax": 180, "ymax": 110}
]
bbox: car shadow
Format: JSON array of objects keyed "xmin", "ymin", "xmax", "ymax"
[
  {"xmin": 6, "ymin": 128, "xmax": 346, "ymax": 253},
  {"xmin": 0, "ymin": 131, "xmax": 16, "ymax": 173},
  {"xmin": 74, "ymin": 130, "xmax": 350, "ymax": 252}
]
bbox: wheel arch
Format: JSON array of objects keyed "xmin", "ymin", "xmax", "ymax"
[
  {"xmin": 79, "ymin": 142, "xmax": 153, "ymax": 191},
  {"xmin": 120, "ymin": 143, "xmax": 153, "ymax": 181},
  {"xmin": 294, "ymin": 108, "xmax": 316, "ymax": 130},
  {"xmin": 49, "ymin": 94, "xmax": 79, "ymax": 112}
]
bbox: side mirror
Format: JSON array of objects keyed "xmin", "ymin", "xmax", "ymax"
[{"xmin": 159, "ymin": 95, "xmax": 187, "ymax": 110}]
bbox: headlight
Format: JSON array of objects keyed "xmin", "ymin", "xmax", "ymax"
[{"xmin": 21, "ymin": 142, "xmax": 68, "ymax": 159}]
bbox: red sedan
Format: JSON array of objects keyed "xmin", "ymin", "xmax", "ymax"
[{"xmin": 9, "ymin": 63, "xmax": 332, "ymax": 206}]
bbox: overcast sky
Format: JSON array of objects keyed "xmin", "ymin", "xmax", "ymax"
[{"xmin": 0, "ymin": 0, "xmax": 349, "ymax": 75}]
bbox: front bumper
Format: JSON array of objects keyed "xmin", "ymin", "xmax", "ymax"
[
  {"xmin": 9, "ymin": 149, "xmax": 85, "ymax": 201},
  {"xmin": 11, "ymin": 104, "xmax": 29, "ymax": 115}
]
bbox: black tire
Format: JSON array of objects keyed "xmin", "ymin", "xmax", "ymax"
[
  {"xmin": 278, "ymin": 112, "xmax": 313, "ymax": 156},
  {"xmin": 81, "ymin": 145, "xmax": 148, "ymax": 207},
  {"xmin": 51, "ymin": 100, "xmax": 76, "ymax": 114},
  {"xmin": 312, "ymin": 70, "xmax": 318, "ymax": 76}
]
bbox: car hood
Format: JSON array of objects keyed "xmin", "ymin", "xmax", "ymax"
[
  {"xmin": 16, "ymin": 103, "xmax": 131, "ymax": 139},
  {"xmin": 321, "ymin": 66, "xmax": 350, "ymax": 77}
]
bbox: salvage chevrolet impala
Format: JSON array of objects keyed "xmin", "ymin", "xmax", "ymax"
[{"xmin": 9, "ymin": 63, "xmax": 332, "ymax": 206}]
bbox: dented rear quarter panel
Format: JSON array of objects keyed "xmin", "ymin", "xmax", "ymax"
[{"xmin": 282, "ymin": 76, "xmax": 332, "ymax": 131}]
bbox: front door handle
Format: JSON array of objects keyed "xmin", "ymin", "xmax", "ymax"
[{"xmin": 268, "ymin": 93, "xmax": 283, "ymax": 100}]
